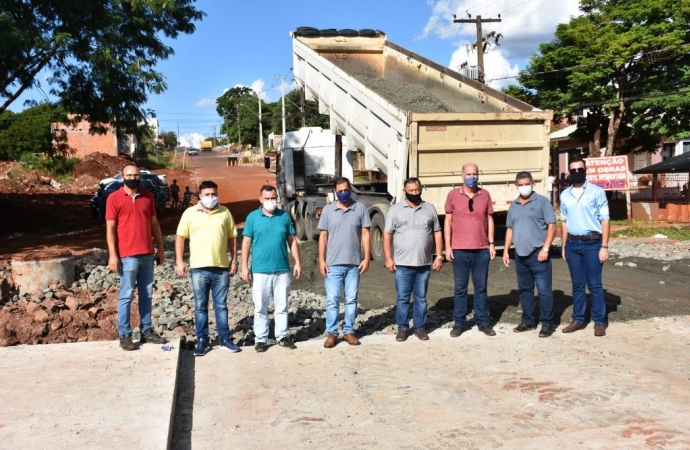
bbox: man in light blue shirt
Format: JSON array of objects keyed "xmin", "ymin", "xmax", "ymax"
[{"xmin": 560, "ymin": 157, "xmax": 611, "ymax": 337}]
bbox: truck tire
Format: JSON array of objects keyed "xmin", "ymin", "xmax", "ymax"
[
  {"xmin": 304, "ymin": 205, "xmax": 317, "ymax": 241},
  {"xmin": 338, "ymin": 29, "xmax": 359, "ymax": 37},
  {"xmin": 295, "ymin": 205, "xmax": 308, "ymax": 241},
  {"xmin": 370, "ymin": 213, "xmax": 386, "ymax": 266}
]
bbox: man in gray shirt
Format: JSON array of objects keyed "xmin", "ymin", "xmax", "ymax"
[
  {"xmin": 502, "ymin": 171, "xmax": 557, "ymax": 337},
  {"xmin": 384, "ymin": 178, "xmax": 443, "ymax": 341},
  {"xmin": 318, "ymin": 177, "xmax": 371, "ymax": 348}
]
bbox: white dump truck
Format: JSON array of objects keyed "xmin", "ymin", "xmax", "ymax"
[{"xmin": 271, "ymin": 28, "xmax": 553, "ymax": 264}]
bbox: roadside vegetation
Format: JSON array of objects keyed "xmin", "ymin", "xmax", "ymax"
[
  {"xmin": 18, "ymin": 153, "xmax": 80, "ymax": 182},
  {"xmin": 613, "ymin": 226, "xmax": 690, "ymax": 241}
]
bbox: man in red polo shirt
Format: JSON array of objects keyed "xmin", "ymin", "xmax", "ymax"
[
  {"xmin": 444, "ymin": 162, "xmax": 497, "ymax": 338},
  {"xmin": 106, "ymin": 164, "xmax": 167, "ymax": 351}
]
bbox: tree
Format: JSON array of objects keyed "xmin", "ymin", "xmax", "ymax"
[
  {"xmin": 0, "ymin": 102, "xmax": 68, "ymax": 159},
  {"xmin": 159, "ymin": 131, "xmax": 178, "ymax": 149},
  {"xmin": 265, "ymin": 89, "xmax": 330, "ymax": 135},
  {"xmin": 514, "ymin": 0, "xmax": 690, "ymax": 156},
  {"xmin": 0, "ymin": 0, "xmax": 204, "ymax": 139}
]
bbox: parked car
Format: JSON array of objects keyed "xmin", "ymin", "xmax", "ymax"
[
  {"xmin": 90, "ymin": 179, "xmax": 169, "ymax": 224},
  {"xmin": 99, "ymin": 169, "xmax": 167, "ymax": 188},
  {"xmin": 188, "ymin": 148, "xmax": 199, "ymax": 156}
]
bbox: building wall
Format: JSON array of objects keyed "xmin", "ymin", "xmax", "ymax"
[{"xmin": 54, "ymin": 118, "xmax": 118, "ymax": 158}]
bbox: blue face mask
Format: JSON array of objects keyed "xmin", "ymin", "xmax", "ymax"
[
  {"xmin": 463, "ymin": 176, "xmax": 478, "ymax": 188},
  {"xmin": 335, "ymin": 191, "xmax": 351, "ymax": 203}
]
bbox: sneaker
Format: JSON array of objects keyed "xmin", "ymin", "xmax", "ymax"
[
  {"xmin": 478, "ymin": 325, "xmax": 496, "ymax": 336},
  {"xmin": 194, "ymin": 337, "xmax": 209, "ymax": 357},
  {"xmin": 539, "ymin": 325, "xmax": 556, "ymax": 338},
  {"xmin": 450, "ymin": 325, "xmax": 468, "ymax": 338},
  {"xmin": 278, "ymin": 336, "xmax": 297, "ymax": 349},
  {"xmin": 120, "ymin": 334, "xmax": 138, "ymax": 351},
  {"xmin": 255, "ymin": 341, "xmax": 268, "ymax": 352},
  {"xmin": 395, "ymin": 328, "xmax": 408, "ymax": 342},
  {"xmin": 513, "ymin": 323, "xmax": 537, "ymax": 333},
  {"xmin": 218, "ymin": 338, "xmax": 241, "ymax": 353},
  {"xmin": 414, "ymin": 329, "xmax": 429, "ymax": 341},
  {"xmin": 140, "ymin": 330, "xmax": 167, "ymax": 344}
]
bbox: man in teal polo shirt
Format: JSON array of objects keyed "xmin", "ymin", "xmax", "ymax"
[{"xmin": 241, "ymin": 185, "xmax": 302, "ymax": 352}]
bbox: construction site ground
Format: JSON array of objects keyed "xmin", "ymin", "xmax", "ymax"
[{"xmin": 1, "ymin": 153, "xmax": 689, "ymax": 449}]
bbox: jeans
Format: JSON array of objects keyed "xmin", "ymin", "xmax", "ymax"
[
  {"xmin": 190, "ymin": 267, "xmax": 231, "ymax": 341},
  {"xmin": 325, "ymin": 265, "xmax": 360, "ymax": 335},
  {"xmin": 394, "ymin": 265, "xmax": 431, "ymax": 331},
  {"xmin": 252, "ymin": 272, "xmax": 291, "ymax": 343},
  {"xmin": 565, "ymin": 238, "xmax": 606, "ymax": 325},
  {"xmin": 451, "ymin": 249, "xmax": 490, "ymax": 327},
  {"xmin": 515, "ymin": 249, "xmax": 554, "ymax": 327},
  {"xmin": 117, "ymin": 254, "xmax": 154, "ymax": 337}
]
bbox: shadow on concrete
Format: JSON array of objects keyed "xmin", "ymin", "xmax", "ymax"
[{"xmin": 170, "ymin": 347, "xmax": 196, "ymax": 450}]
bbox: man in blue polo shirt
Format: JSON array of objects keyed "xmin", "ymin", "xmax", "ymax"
[
  {"xmin": 241, "ymin": 185, "xmax": 302, "ymax": 352},
  {"xmin": 560, "ymin": 157, "xmax": 611, "ymax": 337},
  {"xmin": 502, "ymin": 171, "xmax": 557, "ymax": 338}
]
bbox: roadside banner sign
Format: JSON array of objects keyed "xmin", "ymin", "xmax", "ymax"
[{"xmin": 584, "ymin": 155, "xmax": 630, "ymax": 190}]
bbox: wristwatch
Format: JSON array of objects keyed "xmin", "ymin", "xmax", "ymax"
[
  {"xmin": 435, "ymin": 255, "xmax": 444, "ymax": 260},
  {"xmin": 488, "ymin": 242, "xmax": 495, "ymax": 246},
  {"xmin": 542, "ymin": 247, "xmax": 550, "ymax": 253}
]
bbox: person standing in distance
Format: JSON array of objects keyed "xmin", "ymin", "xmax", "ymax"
[
  {"xmin": 318, "ymin": 177, "xmax": 371, "ymax": 348},
  {"xmin": 444, "ymin": 162, "xmax": 496, "ymax": 337},
  {"xmin": 106, "ymin": 164, "xmax": 167, "ymax": 351},
  {"xmin": 169, "ymin": 179, "xmax": 180, "ymax": 211},
  {"xmin": 383, "ymin": 178, "xmax": 443, "ymax": 342},
  {"xmin": 560, "ymin": 157, "xmax": 611, "ymax": 336},
  {"xmin": 175, "ymin": 180, "xmax": 241, "ymax": 355},
  {"xmin": 502, "ymin": 171, "xmax": 557, "ymax": 337},
  {"xmin": 241, "ymin": 185, "xmax": 302, "ymax": 352}
]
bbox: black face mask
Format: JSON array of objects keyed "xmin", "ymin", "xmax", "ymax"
[
  {"xmin": 405, "ymin": 192, "xmax": 422, "ymax": 204},
  {"xmin": 570, "ymin": 171, "xmax": 586, "ymax": 184},
  {"xmin": 123, "ymin": 179, "xmax": 140, "ymax": 189}
]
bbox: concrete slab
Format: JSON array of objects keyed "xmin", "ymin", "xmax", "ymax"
[
  {"xmin": 0, "ymin": 339, "xmax": 180, "ymax": 450},
  {"xmin": 186, "ymin": 317, "xmax": 690, "ymax": 449}
]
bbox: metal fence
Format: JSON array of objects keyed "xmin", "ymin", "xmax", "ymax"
[{"xmin": 622, "ymin": 173, "xmax": 690, "ymax": 205}]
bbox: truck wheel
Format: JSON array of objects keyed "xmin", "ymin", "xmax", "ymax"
[
  {"xmin": 295, "ymin": 206, "xmax": 308, "ymax": 241},
  {"xmin": 304, "ymin": 206, "xmax": 316, "ymax": 241},
  {"xmin": 370, "ymin": 213, "xmax": 386, "ymax": 266}
]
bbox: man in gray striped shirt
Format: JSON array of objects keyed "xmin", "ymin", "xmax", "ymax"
[{"xmin": 383, "ymin": 178, "xmax": 443, "ymax": 342}]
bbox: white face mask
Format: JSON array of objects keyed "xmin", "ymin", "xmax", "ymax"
[
  {"xmin": 517, "ymin": 185, "xmax": 533, "ymax": 197},
  {"xmin": 200, "ymin": 196, "xmax": 218, "ymax": 209},
  {"xmin": 263, "ymin": 200, "xmax": 277, "ymax": 212}
]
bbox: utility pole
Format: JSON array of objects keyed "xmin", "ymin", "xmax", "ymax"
[
  {"xmin": 453, "ymin": 14, "xmax": 501, "ymax": 84},
  {"xmin": 300, "ymin": 87, "xmax": 306, "ymax": 128},
  {"xmin": 258, "ymin": 96, "xmax": 264, "ymax": 159},
  {"xmin": 275, "ymin": 75, "xmax": 289, "ymax": 136}
]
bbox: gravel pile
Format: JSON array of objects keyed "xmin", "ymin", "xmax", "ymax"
[
  {"xmin": 356, "ymin": 76, "xmax": 454, "ymax": 113},
  {"xmin": 552, "ymin": 237, "xmax": 690, "ymax": 261}
]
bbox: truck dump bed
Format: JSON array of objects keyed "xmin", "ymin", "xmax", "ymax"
[{"xmin": 292, "ymin": 31, "xmax": 553, "ymax": 212}]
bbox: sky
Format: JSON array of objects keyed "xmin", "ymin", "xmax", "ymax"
[{"xmin": 14, "ymin": 0, "xmax": 581, "ymax": 148}]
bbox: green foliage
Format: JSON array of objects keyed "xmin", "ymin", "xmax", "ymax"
[
  {"xmin": 159, "ymin": 130, "xmax": 178, "ymax": 148},
  {"xmin": 516, "ymin": 0, "xmax": 690, "ymax": 156},
  {"xmin": 18, "ymin": 152, "xmax": 80, "ymax": 176},
  {"xmin": 613, "ymin": 226, "xmax": 690, "ymax": 241},
  {"xmin": 0, "ymin": 1, "xmax": 204, "ymax": 137},
  {"xmin": 135, "ymin": 153, "xmax": 172, "ymax": 170},
  {"xmin": 0, "ymin": 103, "xmax": 69, "ymax": 159}
]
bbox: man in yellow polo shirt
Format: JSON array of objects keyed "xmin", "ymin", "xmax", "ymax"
[{"xmin": 175, "ymin": 180, "xmax": 241, "ymax": 356}]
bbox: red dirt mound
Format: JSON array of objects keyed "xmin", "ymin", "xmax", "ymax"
[{"xmin": 72, "ymin": 152, "xmax": 134, "ymax": 181}]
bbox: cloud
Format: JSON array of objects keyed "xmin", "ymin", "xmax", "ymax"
[
  {"xmin": 422, "ymin": 0, "xmax": 581, "ymax": 80},
  {"xmin": 195, "ymin": 98, "xmax": 215, "ymax": 108},
  {"xmin": 179, "ymin": 132, "xmax": 206, "ymax": 149}
]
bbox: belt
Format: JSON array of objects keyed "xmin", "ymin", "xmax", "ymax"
[{"xmin": 568, "ymin": 232, "xmax": 601, "ymax": 241}]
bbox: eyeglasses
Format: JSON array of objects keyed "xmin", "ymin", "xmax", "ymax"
[
  {"xmin": 468, "ymin": 197, "xmax": 474, "ymax": 212},
  {"xmin": 569, "ymin": 167, "xmax": 586, "ymax": 174}
]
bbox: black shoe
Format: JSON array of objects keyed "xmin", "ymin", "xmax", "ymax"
[
  {"xmin": 120, "ymin": 334, "xmax": 138, "ymax": 351},
  {"xmin": 539, "ymin": 325, "xmax": 556, "ymax": 338},
  {"xmin": 140, "ymin": 330, "xmax": 167, "ymax": 344},
  {"xmin": 278, "ymin": 336, "xmax": 297, "ymax": 349},
  {"xmin": 255, "ymin": 341, "xmax": 268, "ymax": 353},
  {"xmin": 478, "ymin": 325, "xmax": 496, "ymax": 336},
  {"xmin": 513, "ymin": 323, "xmax": 537, "ymax": 333},
  {"xmin": 450, "ymin": 325, "xmax": 468, "ymax": 338}
]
